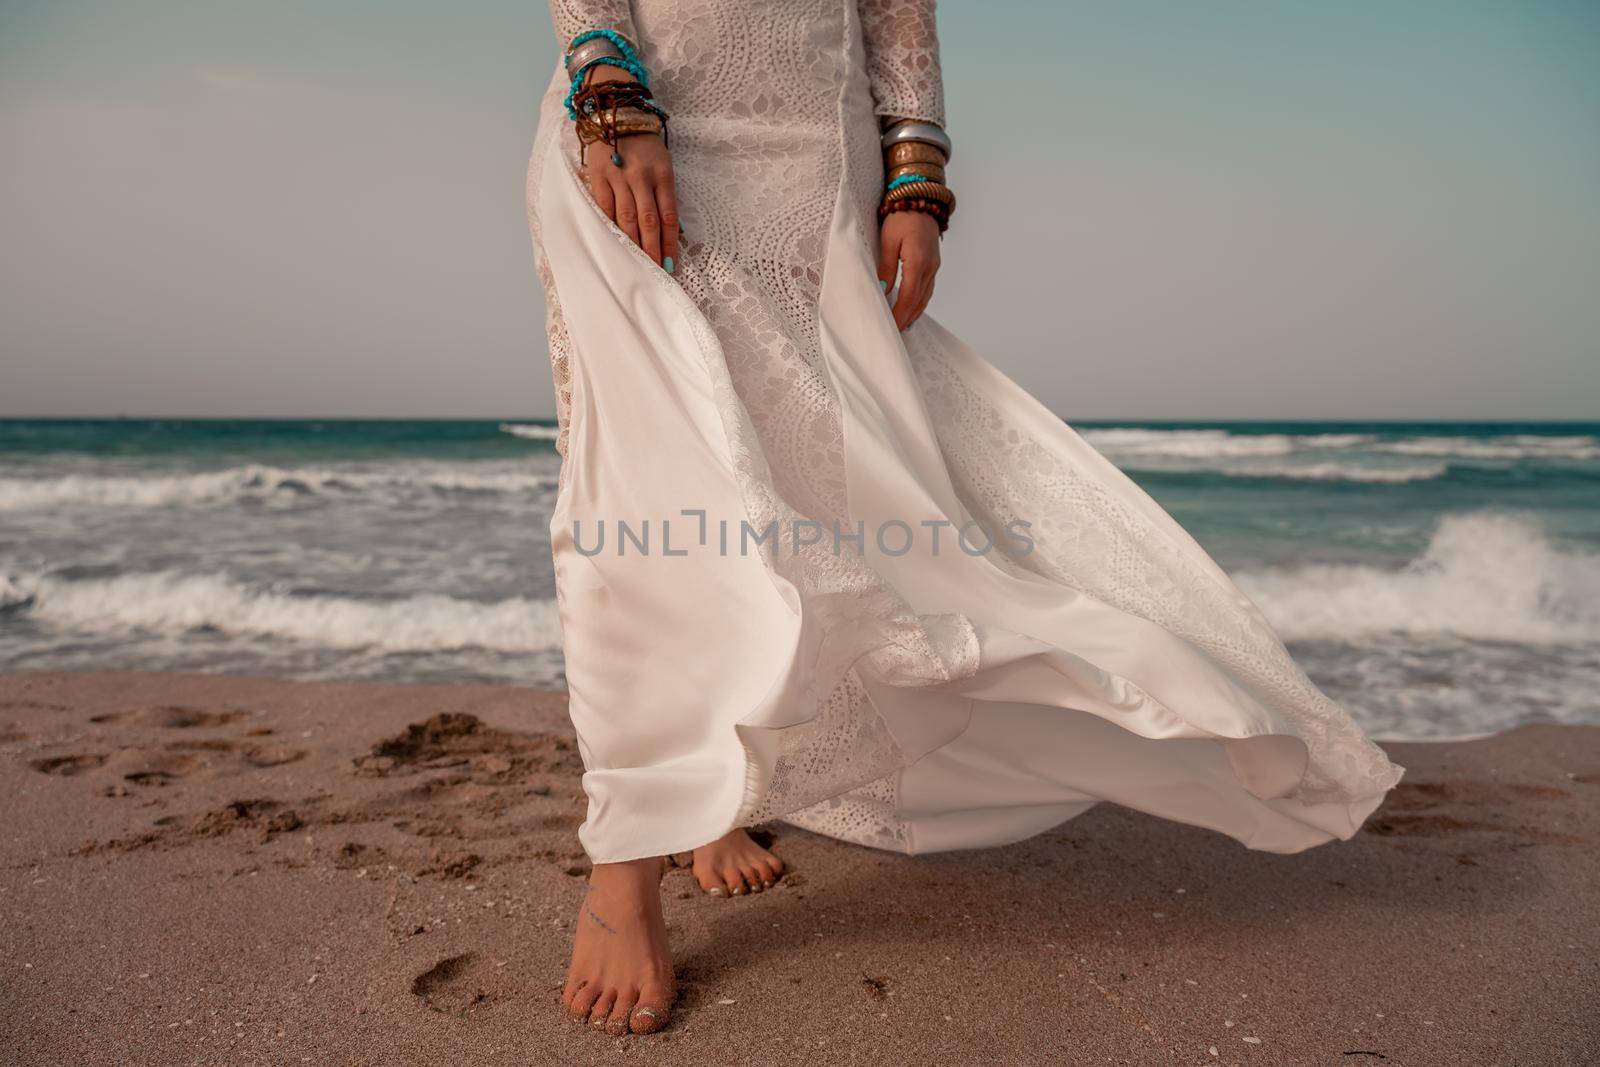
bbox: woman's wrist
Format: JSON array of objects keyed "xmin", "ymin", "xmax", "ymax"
[
  {"xmin": 584, "ymin": 63, "xmax": 639, "ymax": 86},
  {"xmin": 877, "ymin": 118, "xmax": 954, "ymax": 234}
]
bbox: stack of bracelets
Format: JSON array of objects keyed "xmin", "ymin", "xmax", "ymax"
[
  {"xmin": 562, "ymin": 29, "xmax": 670, "ymax": 167},
  {"xmin": 879, "ymin": 119, "xmax": 956, "ymax": 234}
]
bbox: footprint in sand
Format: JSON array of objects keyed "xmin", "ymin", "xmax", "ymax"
[
  {"xmin": 410, "ymin": 953, "xmax": 503, "ymax": 1017},
  {"xmin": 0, "ymin": 700, "xmax": 71, "ymax": 713},
  {"xmin": 101, "ymin": 743, "xmax": 306, "ymax": 788},
  {"xmin": 90, "ymin": 705, "xmax": 249, "ymax": 729},
  {"xmin": 31, "ymin": 753, "xmax": 109, "ymax": 776},
  {"xmin": 353, "ymin": 713, "xmax": 582, "ymax": 783},
  {"xmin": 29, "ymin": 737, "xmax": 305, "ymax": 789},
  {"xmin": 115, "ymin": 749, "xmax": 203, "ymax": 786},
  {"xmin": 1370, "ymin": 779, "xmax": 1583, "ymax": 845},
  {"xmin": 164, "ymin": 738, "xmax": 308, "ymax": 769}
]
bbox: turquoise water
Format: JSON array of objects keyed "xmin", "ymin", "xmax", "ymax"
[{"xmin": 3, "ymin": 418, "xmax": 1596, "ymax": 739}]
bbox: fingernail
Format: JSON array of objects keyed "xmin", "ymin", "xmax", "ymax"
[
  {"xmin": 663, "ymin": 255, "xmax": 675, "ymax": 274},
  {"xmin": 879, "ymin": 279, "xmax": 888, "ymax": 292}
]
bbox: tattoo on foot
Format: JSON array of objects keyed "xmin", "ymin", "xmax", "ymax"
[{"xmin": 585, "ymin": 905, "xmax": 618, "ymax": 935}]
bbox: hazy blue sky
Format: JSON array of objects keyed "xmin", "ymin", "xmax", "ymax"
[{"xmin": 2, "ymin": 1, "xmax": 1597, "ymax": 419}]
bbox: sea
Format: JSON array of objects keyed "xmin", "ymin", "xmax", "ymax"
[{"xmin": 2, "ymin": 418, "xmax": 1596, "ymax": 742}]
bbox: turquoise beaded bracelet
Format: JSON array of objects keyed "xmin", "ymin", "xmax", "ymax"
[
  {"xmin": 886, "ymin": 173, "xmax": 942, "ymax": 192},
  {"xmin": 569, "ymin": 28, "xmax": 642, "ymax": 67},
  {"xmin": 563, "ymin": 29, "xmax": 650, "ymax": 120}
]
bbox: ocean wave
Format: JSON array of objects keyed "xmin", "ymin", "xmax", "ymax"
[
  {"xmin": 1373, "ymin": 435, "xmax": 1600, "ymax": 460},
  {"xmin": 1236, "ymin": 512, "xmax": 1600, "ymax": 644},
  {"xmin": 3, "ymin": 570, "xmax": 562, "ymax": 652},
  {"xmin": 1082, "ymin": 427, "xmax": 1598, "ymax": 464},
  {"xmin": 0, "ymin": 463, "xmax": 558, "ymax": 510},
  {"xmin": 499, "ymin": 422, "xmax": 561, "ymax": 441},
  {"xmin": 1081, "ymin": 428, "xmax": 1306, "ymax": 459},
  {"xmin": 1211, "ymin": 461, "xmax": 1448, "ymax": 484}
]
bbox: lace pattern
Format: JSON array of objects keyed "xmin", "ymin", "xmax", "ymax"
[
  {"xmin": 857, "ymin": 0, "xmax": 946, "ymax": 126},
  {"xmin": 527, "ymin": 0, "xmax": 1397, "ymax": 854},
  {"xmin": 618, "ymin": 0, "xmax": 979, "ymax": 837},
  {"xmin": 546, "ymin": 0, "xmax": 637, "ymax": 50}
]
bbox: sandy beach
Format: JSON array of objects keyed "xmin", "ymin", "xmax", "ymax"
[{"xmin": 1, "ymin": 670, "xmax": 1595, "ymax": 1065}]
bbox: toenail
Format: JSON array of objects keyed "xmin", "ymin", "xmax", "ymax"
[
  {"xmin": 707, "ymin": 886, "xmax": 724, "ymax": 896},
  {"xmin": 590, "ymin": 1016, "xmax": 607, "ymax": 1029}
]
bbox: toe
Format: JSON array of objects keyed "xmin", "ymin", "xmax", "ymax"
[
  {"xmin": 607, "ymin": 988, "xmax": 638, "ymax": 1036},
  {"xmin": 723, "ymin": 868, "xmax": 747, "ymax": 895},
  {"xmin": 588, "ymin": 988, "xmax": 617, "ymax": 1030},
  {"xmin": 569, "ymin": 981, "xmax": 600, "ymax": 1022},
  {"xmin": 762, "ymin": 854, "xmax": 785, "ymax": 880},
  {"xmin": 741, "ymin": 864, "xmax": 765, "ymax": 891},
  {"xmin": 631, "ymin": 983, "xmax": 672, "ymax": 1034}
]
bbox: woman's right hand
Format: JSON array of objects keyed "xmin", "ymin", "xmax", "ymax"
[{"xmin": 576, "ymin": 66, "xmax": 680, "ymax": 271}]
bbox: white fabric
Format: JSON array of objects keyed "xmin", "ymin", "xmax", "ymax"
[{"xmin": 526, "ymin": 0, "xmax": 1402, "ymax": 863}]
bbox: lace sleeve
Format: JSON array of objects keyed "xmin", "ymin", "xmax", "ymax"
[
  {"xmin": 547, "ymin": 0, "xmax": 638, "ymax": 51},
  {"xmin": 857, "ymin": 0, "xmax": 947, "ymax": 128}
]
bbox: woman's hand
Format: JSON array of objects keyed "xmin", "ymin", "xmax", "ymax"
[
  {"xmin": 877, "ymin": 210, "xmax": 941, "ymax": 331},
  {"xmin": 576, "ymin": 66, "xmax": 680, "ymax": 271}
]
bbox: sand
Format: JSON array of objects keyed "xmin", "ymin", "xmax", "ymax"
[{"xmin": 1, "ymin": 670, "xmax": 1595, "ymax": 1065}]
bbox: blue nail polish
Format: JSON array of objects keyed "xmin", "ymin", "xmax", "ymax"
[
  {"xmin": 664, "ymin": 255, "xmax": 675, "ymax": 274},
  {"xmin": 879, "ymin": 279, "xmax": 888, "ymax": 292}
]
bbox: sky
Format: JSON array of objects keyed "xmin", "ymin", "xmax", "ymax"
[{"xmin": 2, "ymin": 1, "xmax": 1597, "ymax": 420}]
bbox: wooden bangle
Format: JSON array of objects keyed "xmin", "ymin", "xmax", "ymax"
[{"xmin": 877, "ymin": 197, "xmax": 950, "ymax": 233}]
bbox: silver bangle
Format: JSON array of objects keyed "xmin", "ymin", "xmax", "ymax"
[
  {"xmin": 564, "ymin": 38, "xmax": 623, "ymax": 78},
  {"xmin": 881, "ymin": 121, "xmax": 952, "ymax": 163}
]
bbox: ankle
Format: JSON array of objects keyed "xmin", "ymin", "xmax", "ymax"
[{"xmin": 588, "ymin": 856, "xmax": 664, "ymax": 893}]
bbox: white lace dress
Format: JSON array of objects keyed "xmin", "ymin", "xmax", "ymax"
[{"xmin": 527, "ymin": 0, "xmax": 1402, "ymax": 864}]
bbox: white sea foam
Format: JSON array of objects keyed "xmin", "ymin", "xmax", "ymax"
[
  {"xmin": 1214, "ymin": 461, "xmax": 1448, "ymax": 484},
  {"xmin": 4, "ymin": 570, "xmax": 563, "ymax": 653},
  {"xmin": 1081, "ymin": 428, "xmax": 1303, "ymax": 459},
  {"xmin": 499, "ymin": 422, "xmax": 561, "ymax": 441},
  {"xmin": 1082, "ymin": 427, "xmax": 1598, "ymax": 465},
  {"xmin": 1236, "ymin": 512, "xmax": 1600, "ymax": 644},
  {"xmin": 1293, "ymin": 433, "xmax": 1377, "ymax": 449},
  {"xmin": 0, "ymin": 573, "xmax": 31, "ymax": 611},
  {"xmin": 1081, "ymin": 429, "xmax": 1432, "ymax": 482},
  {"xmin": 0, "ymin": 463, "xmax": 557, "ymax": 511},
  {"xmin": 1374, "ymin": 435, "xmax": 1600, "ymax": 460}
]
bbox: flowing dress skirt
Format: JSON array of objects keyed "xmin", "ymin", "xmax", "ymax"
[{"xmin": 526, "ymin": 2, "xmax": 1401, "ymax": 864}]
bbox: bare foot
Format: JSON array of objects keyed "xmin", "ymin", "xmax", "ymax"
[
  {"xmin": 691, "ymin": 828, "xmax": 785, "ymax": 897},
  {"xmin": 562, "ymin": 858, "xmax": 674, "ymax": 1035}
]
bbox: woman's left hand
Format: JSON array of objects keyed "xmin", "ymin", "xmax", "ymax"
[{"xmin": 877, "ymin": 210, "xmax": 941, "ymax": 332}]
